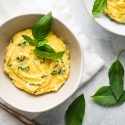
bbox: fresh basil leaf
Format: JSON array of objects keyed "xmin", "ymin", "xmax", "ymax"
[
  {"xmin": 91, "ymin": 86, "xmax": 125, "ymax": 106},
  {"xmin": 32, "ymin": 12, "xmax": 52, "ymax": 41},
  {"xmin": 92, "ymin": 0, "xmax": 107, "ymax": 17},
  {"xmin": 22, "ymin": 35, "xmax": 37, "ymax": 46},
  {"xmin": 37, "ymin": 39, "xmax": 48, "ymax": 47},
  {"xmin": 108, "ymin": 50, "xmax": 125, "ymax": 100},
  {"xmin": 65, "ymin": 94, "xmax": 85, "ymax": 125},
  {"xmin": 34, "ymin": 47, "xmax": 65, "ymax": 59},
  {"xmin": 37, "ymin": 44, "xmax": 55, "ymax": 53}
]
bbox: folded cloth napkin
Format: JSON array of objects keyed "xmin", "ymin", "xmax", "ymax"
[{"xmin": 0, "ymin": 0, "xmax": 105, "ymax": 124}]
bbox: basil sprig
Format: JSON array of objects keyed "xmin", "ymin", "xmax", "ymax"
[
  {"xmin": 92, "ymin": 0, "xmax": 107, "ymax": 17},
  {"xmin": 91, "ymin": 50, "xmax": 125, "ymax": 106},
  {"xmin": 65, "ymin": 94, "xmax": 85, "ymax": 125},
  {"xmin": 22, "ymin": 12, "xmax": 65, "ymax": 59}
]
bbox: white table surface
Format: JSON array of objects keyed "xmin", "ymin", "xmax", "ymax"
[
  {"xmin": 2, "ymin": 0, "xmax": 125, "ymax": 125},
  {"xmin": 34, "ymin": 0, "xmax": 125, "ymax": 125}
]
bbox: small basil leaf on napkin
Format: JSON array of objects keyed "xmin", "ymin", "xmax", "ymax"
[
  {"xmin": 65, "ymin": 94, "xmax": 85, "ymax": 125},
  {"xmin": 37, "ymin": 39, "xmax": 48, "ymax": 47},
  {"xmin": 92, "ymin": 0, "xmax": 107, "ymax": 17},
  {"xmin": 32, "ymin": 12, "xmax": 52, "ymax": 41},
  {"xmin": 108, "ymin": 50, "xmax": 125, "ymax": 100},
  {"xmin": 22, "ymin": 35, "xmax": 37, "ymax": 46},
  {"xmin": 34, "ymin": 47, "xmax": 65, "ymax": 60},
  {"xmin": 91, "ymin": 86, "xmax": 125, "ymax": 106}
]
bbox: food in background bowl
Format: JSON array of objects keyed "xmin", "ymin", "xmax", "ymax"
[
  {"xmin": 92, "ymin": 0, "xmax": 125, "ymax": 23},
  {"xmin": 4, "ymin": 12, "xmax": 70, "ymax": 95},
  {"xmin": 103, "ymin": 0, "xmax": 125, "ymax": 23},
  {"xmin": 82, "ymin": 0, "xmax": 125, "ymax": 36},
  {"xmin": 0, "ymin": 13, "xmax": 83, "ymax": 112}
]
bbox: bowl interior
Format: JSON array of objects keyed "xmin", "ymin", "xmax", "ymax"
[
  {"xmin": 82, "ymin": 0, "xmax": 125, "ymax": 36},
  {"xmin": 0, "ymin": 14, "xmax": 83, "ymax": 112}
]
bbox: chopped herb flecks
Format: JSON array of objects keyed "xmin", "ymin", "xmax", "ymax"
[
  {"xmin": 51, "ymin": 70, "xmax": 58, "ymax": 75},
  {"xmin": 18, "ymin": 41, "xmax": 26, "ymax": 46},
  {"xmin": 7, "ymin": 64, "xmax": 12, "ymax": 67},
  {"xmin": 58, "ymin": 69, "xmax": 66, "ymax": 75},
  {"xmin": 34, "ymin": 91, "xmax": 37, "ymax": 94},
  {"xmin": 51, "ymin": 69, "xmax": 66, "ymax": 75},
  {"xmin": 54, "ymin": 60, "xmax": 59, "ymax": 68},
  {"xmin": 10, "ymin": 39, "xmax": 13, "ymax": 42},
  {"xmin": 29, "ymin": 83, "xmax": 35, "ymax": 86},
  {"xmin": 18, "ymin": 66, "xmax": 30, "ymax": 71},
  {"xmin": 16, "ymin": 56, "xmax": 25, "ymax": 61},
  {"xmin": 29, "ymin": 83, "xmax": 40, "ymax": 86},
  {"xmin": 41, "ymin": 75, "xmax": 47, "ymax": 78}
]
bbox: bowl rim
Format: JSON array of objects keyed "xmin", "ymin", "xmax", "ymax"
[
  {"xmin": 0, "ymin": 13, "xmax": 84, "ymax": 112},
  {"xmin": 82, "ymin": 0, "xmax": 125, "ymax": 36}
]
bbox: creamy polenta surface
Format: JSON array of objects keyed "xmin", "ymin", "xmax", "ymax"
[
  {"xmin": 104, "ymin": 0, "xmax": 125, "ymax": 23},
  {"xmin": 4, "ymin": 29, "xmax": 70, "ymax": 95}
]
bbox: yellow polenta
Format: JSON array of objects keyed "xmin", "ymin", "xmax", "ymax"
[
  {"xmin": 104, "ymin": 0, "xmax": 125, "ymax": 23},
  {"xmin": 4, "ymin": 29, "xmax": 70, "ymax": 95}
]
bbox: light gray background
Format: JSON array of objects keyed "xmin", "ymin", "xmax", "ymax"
[{"xmin": 34, "ymin": 0, "xmax": 125, "ymax": 125}]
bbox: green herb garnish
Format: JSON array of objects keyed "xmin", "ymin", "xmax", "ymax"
[
  {"xmin": 7, "ymin": 64, "xmax": 12, "ymax": 67},
  {"xmin": 51, "ymin": 70, "xmax": 58, "ymax": 75},
  {"xmin": 10, "ymin": 39, "xmax": 13, "ymax": 42},
  {"xmin": 108, "ymin": 50, "xmax": 124, "ymax": 100},
  {"xmin": 37, "ymin": 39, "xmax": 48, "ymax": 47},
  {"xmin": 21, "ymin": 35, "xmax": 37, "ymax": 46},
  {"xmin": 65, "ymin": 94, "xmax": 85, "ymax": 125},
  {"xmin": 22, "ymin": 12, "xmax": 65, "ymax": 60},
  {"xmin": 58, "ymin": 69, "xmax": 66, "ymax": 75},
  {"xmin": 29, "ymin": 83, "xmax": 35, "ymax": 86},
  {"xmin": 92, "ymin": 0, "xmax": 107, "ymax": 17},
  {"xmin": 34, "ymin": 46, "xmax": 65, "ymax": 60},
  {"xmin": 18, "ymin": 66, "xmax": 30, "ymax": 71},
  {"xmin": 91, "ymin": 50, "xmax": 125, "ymax": 106},
  {"xmin": 18, "ymin": 41, "xmax": 26, "ymax": 46},
  {"xmin": 91, "ymin": 86, "xmax": 125, "ymax": 106},
  {"xmin": 16, "ymin": 56, "xmax": 25, "ymax": 61}
]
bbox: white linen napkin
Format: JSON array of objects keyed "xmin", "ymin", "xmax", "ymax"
[{"xmin": 0, "ymin": 0, "xmax": 105, "ymax": 124}]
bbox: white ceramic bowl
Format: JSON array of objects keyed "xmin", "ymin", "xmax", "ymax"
[
  {"xmin": 82, "ymin": 0, "xmax": 125, "ymax": 36},
  {"xmin": 0, "ymin": 14, "xmax": 83, "ymax": 112}
]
